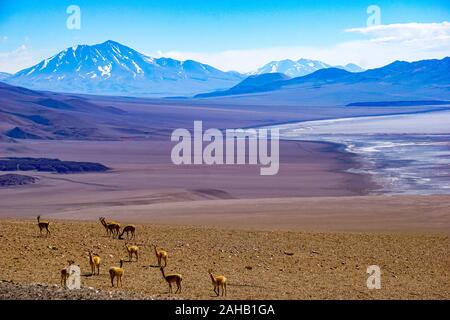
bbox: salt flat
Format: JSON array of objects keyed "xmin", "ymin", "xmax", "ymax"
[{"xmin": 274, "ymin": 109, "xmax": 450, "ymax": 135}]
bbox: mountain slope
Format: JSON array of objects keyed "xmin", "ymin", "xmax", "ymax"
[
  {"xmin": 5, "ymin": 41, "xmax": 244, "ymax": 97},
  {"xmin": 0, "ymin": 81, "xmax": 162, "ymax": 141},
  {"xmin": 0, "ymin": 72, "xmax": 11, "ymax": 81},
  {"xmin": 195, "ymin": 57, "xmax": 450, "ymax": 105},
  {"xmin": 196, "ymin": 73, "xmax": 290, "ymax": 98},
  {"xmin": 336, "ymin": 63, "xmax": 365, "ymax": 73}
]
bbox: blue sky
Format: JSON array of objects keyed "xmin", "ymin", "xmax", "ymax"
[{"xmin": 1, "ymin": 0, "xmax": 449, "ymax": 72}]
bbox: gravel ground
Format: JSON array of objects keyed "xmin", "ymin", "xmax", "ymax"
[
  {"xmin": 0, "ymin": 219, "xmax": 449, "ymax": 299},
  {"xmin": 0, "ymin": 279, "xmax": 159, "ymax": 300}
]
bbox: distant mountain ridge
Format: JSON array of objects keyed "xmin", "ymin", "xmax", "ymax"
[
  {"xmin": 250, "ymin": 58, "xmax": 364, "ymax": 77},
  {"xmin": 1, "ymin": 40, "xmax": 446, "ymax": 102},
  {"xmin": 2, "ymin": 40, "xmax": 368, "ymax": 97},
  {"xmin": 213, "ymin": 73, "xmax": 290, "ymax": 96},
  {"xmin": 195, "ymin": 57, "xmax": 450, "ymax": 104},
  {"xmin": 4, "ymin": 40, "xmax": 244, "ymax": 97}
]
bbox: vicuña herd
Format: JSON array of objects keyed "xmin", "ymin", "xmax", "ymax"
[{"xmin": 36, "ymin": 216, "xmax": 228, "ymax": 296}]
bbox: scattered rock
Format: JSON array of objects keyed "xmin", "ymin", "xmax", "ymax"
[{"xmin": 0, "ymin": 174, "xmax": 38, "ymax": 187}]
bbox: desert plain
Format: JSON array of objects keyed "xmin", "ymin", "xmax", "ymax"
[{"xmin": 0, "ymin": 91, "xmax": 449, "ymax": 299}]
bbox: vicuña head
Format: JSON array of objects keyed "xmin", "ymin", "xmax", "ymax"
[
  {"xmin": 99, "ymin": 217, "xmax": 109, "ymax": 235},
  {"xmin": 208, "ymin": 269, "xmax": 227, "ymax": 297},
  {"xmin": 160, "ymin": 266, "xmax": 182, "ymax": 294}
]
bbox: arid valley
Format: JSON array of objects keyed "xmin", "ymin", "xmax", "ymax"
[{"xmin": 1, "ymin": 85, "xmax": 450, "ymax": 299}]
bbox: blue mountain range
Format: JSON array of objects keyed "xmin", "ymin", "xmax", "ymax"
[
  {"xmin": 195, "ymin": 57, "xmax": 450, "ymax": 105},
  {"xmin": 3, "ymin": 40, "xmax": 370, "ymax": 98},
  {"xmin": 2, "ymin": 40, "xmax": 448, "ymax": 103}
]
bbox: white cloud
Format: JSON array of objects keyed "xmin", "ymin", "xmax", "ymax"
[
  {"xmin": 0, "ymin": 45, "xmax": 40, "ymax": 73},
  {"xmin": 346, "ymin": 22, "xmax": 450, "ymax": 42},
  {"xmin": 155, "ymin": 22, "xmax": 450, "ymax": 73},
  {"xmin": 155, "ymin": 48, "xmax": 308, "ymax": 73}
]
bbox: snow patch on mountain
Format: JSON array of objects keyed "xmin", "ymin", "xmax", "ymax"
[{"xmin": 252, "ymin": 59, "xmax": 364, "ymax": 77}]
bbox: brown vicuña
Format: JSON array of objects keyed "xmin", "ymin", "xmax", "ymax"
[
  {"xmin": 208, "ymin": 269, "xmax": 227, "ymax": 297},
  {"xmin": 119, "ymin": 225, "xmax": 136, "ymax": 240},
  {"xmin": 37, "ymin": 215, "xmax": 50, "ymax": 237},
  {"xmin": 99, "ymin": 217, "xmax": 120, "ymax": 238},
  {"xmin": 125, "ymin": 244, "xmax": 139, "ymax": 262},
  {"xmin": 160, "ymin": 266, "xmax": 182, "ymax": 294},
  {"xmin": 88, "ymin": 251, "xmax": 101, "ymax": 276},
  {"xmin": 99, "ymin": 217, "xmax": 110, "ymax": 236},
  {"xmin": 153, "ymin": 244, "xmax": 168, "ymax": 267},
  {"xmin": 109, "ymin": 259, "xmax": 124, "ymax": 287},
  {"xmin": 60, "ymin": 260, "xmax": 75, "ymax": 288}
]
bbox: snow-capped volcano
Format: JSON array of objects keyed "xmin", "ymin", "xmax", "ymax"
[
  {"xmin": 252, "ymin": 58, "xmax": 364, "ymax": 77},
  {"xmin": 6, "ymin": 40, "xmax": 244, "ymax": 97},
  {"xmin": 16, "ymin": 41, "xmax": 150, "ymax": 80}
]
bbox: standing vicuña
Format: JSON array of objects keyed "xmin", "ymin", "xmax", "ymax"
[
  {"xmin": 37, "ymin": 215, "xmax": 50, "ymax": 237},
  {"xmin": 99, "ymin": 217, "xmax": 120, "ymax": 238},
  {"xmin": 153, "ymin": 244, "xmax": 168, "ymax": 267},
  {"xmin": 88, "ymin": 251, "xmax": 101, "ymax": 276},
  {"xmin": 119, "ymin": 225, "xmax": 136, "ymax": 240},
  {"xmin": 109, "ymin": 259, "xmax": 124, "ymax": 287},
  {"xmin": 160, "ymin": 267, "xmax": 182, "ymax": 294},
  {"xmin": 60, "ymin": 260, "xmax": 75, "ymax": 288},
  {"xmin": 125, "ymin": 244, "xmax": 139, "ymax": 262},
  {"xmin": 208, "ymin": 269, "xmax": 227, "ymax": 296}
]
